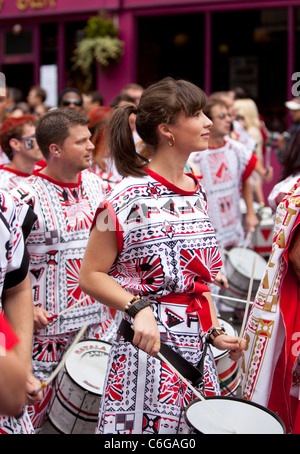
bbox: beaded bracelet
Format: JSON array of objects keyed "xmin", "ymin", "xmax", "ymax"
[
  {"xmin": 124, "ymin": 294, "xmax": 150, "ymax": 318},
  {"xmin": 124, "ymin": 295, "xmax": 141, "ymax": 313}
]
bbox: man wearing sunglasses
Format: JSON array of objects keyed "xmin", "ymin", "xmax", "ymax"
[
  {"xmin": 0, "ymin": 115, "xmax": 43, "ymax": 191},
  {"xmin": 58, "ymin": 87, "xmax": 84, "ymax": 112}
]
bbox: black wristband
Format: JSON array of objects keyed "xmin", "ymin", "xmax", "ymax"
[{"xmin": 125, "ymin": 297, "xmax": 150, "ymax": 318}]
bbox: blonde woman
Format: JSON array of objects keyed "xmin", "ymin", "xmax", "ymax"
[{"xmin": 234, "ymin": 98, "xmax": 265, "ymax": 203}]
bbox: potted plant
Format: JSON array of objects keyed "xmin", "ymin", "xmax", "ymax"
[{"xmin": 72, "ymin": 11, "xmax": 124, "ymax": 88}]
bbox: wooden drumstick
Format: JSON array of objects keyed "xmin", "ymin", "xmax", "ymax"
[
  {"xmin": 211, "ymin": 293, "xmax": 254, "ymax": 306},
  {"xmin": 32, "ymin": 324, "xmax": 88, "ymax": 395},
  {"xmin": 156, "ymin": 350, "xmax": 237, "ymax": 434},
  {"xmin": 238, "ymin": 256, "xmax": 256, "ymax": 343},
  {"xmin": 48, "ymin": 295, "xmax": 89, "ymax": 321}
]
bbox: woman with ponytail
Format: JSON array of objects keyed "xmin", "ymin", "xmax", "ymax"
[{"xmin": 80, "ymin": 77, "xmax": 245, "ymax": 434}]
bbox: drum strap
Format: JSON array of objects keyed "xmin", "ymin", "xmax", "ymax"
[{"xmin": 119, "ymin": 319, "xmax": 204, "ymax": 387}]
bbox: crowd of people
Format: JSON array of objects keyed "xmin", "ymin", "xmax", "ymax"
[{"xmin": 1, "ymin": 76, "xmax": 300, "ymax": 435}]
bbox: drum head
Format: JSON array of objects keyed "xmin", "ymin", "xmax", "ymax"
[
  {"xmin": 227, "ymin": 248, "xmax": 267, "ymax": 280},
  {"xmin": 65, "ymin": 339, "xmax": 111, "ymax": 396},
  {"xmin": 185, "ymin": 397, "xmax": 285, "ymax": 434}
]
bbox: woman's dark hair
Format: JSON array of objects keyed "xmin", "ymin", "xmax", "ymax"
[
  {"xmin": 281, "ymin": 129, "xmax": 300, "ymax": 181},
  {"xmin": 107, "ymin": 77, "xmax": 207, "ymax": 177}
]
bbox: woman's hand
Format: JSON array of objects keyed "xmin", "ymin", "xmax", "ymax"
[
  {"xmin": 25, "ymin": 372, "xmax": 43, "ymax": 405},
  {"xmin": 132, "ymin": 306, "xmax": 161, "ymax": 357},
  {"xmin": 213, "ymin": 271, "xmax": 229, "ymax": 289},
  {"xmin": 212, "ymin": 334, "xmax": 246, "ymax": 361},
  {"xmin": 33, "ymin": 306, "xmax": 51, "ymax": 330}
]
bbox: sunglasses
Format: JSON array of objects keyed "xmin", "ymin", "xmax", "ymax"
[
  {"xmin": 17, "ymin": 135, "xmax": 36, "ymax": 150},
  {"xmin": 215, "ymin": 113, "xmax": 232, "ymax": 120},
  {"xmin": 62, "ymin": 99, "xmax": 82, "ymax": 107}
]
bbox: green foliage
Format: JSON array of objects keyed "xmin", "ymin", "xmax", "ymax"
[
  {"xmin": 85, "ymin": 13, "xmax": 119, "ymax": 38},
  {"xmin": 72, "ymin": 11, "xmax": 124, "ymax": 88}
]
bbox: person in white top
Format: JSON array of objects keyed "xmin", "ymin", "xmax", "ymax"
[
  {"xmin": 190, "ymin": 98, "xmax": 259, "ymax": 250},
  {"xmin": 80, "ymin": 77, "xmax": 245, "ymax": 434},
  {"xmin": 12, "ymin": 109, "xmax": 119, "ymax": 432}
]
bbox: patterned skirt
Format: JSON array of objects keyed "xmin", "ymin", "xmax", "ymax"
[{"xmin": 96, "ymin": 299, "xmax": 221, "ymax": 435}]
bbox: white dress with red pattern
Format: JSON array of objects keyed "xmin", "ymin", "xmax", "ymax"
[
  {"xmin": 94, "ymin": 169, "xmax": 223, "ymax": 434},
  {"xmin": 12, "ymin": 170, "xmax": 119, "ymax": 431},
  {"xmin": 0, "ymin": 190, "xmax": 36, "ymax": 434}
]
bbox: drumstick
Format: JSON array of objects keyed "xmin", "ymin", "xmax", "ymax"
[
  {"xmin": 48, "ymin": 295, "xmax": 90, "ymax": 320},
  {"xmin": 242, "ymin": 231, "xmax": 252, "ymax": 250},
  {"xmin": 156, "ymin": 351, "xmax": 237, "ymax": 434},
  {"xmin": 211, "ymin": 293, "xmax": 254, "ymax": 306},
  {"xmin": 32, "ymin": 324, "xmax": 88, "ymax": 395},
  {"xmin": 238, "ymin": 256, "xmax": 256, "ymax": 343}
]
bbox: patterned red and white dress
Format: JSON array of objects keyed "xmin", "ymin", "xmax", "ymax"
[
  {"xmin": 12, "ymin": 169, "xmax": 119, "ymax": 430},
  {"xmin": 0, "ymin": 190, "xmax": 36, "ymax": 434},
  {"xmin": 94, "ymin": 169, "xmax": 223, "ymax": 434},
  {"xmin": 0, "ymin": 165, "xmax": 31, "ymax": 192},
  {"xmin": 190, "ymin": 137, "xmax": 257, "ymax": 249}
]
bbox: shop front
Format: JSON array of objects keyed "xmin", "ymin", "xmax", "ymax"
[{"xmin": 0, "ymin": 0, "xmax": 298, "ymax": 131}]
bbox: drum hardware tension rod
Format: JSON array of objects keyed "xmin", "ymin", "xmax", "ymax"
[
  {"xmin": 32, "ymin": 324, "xmax": 88, "ymax": 396},
  {"xmin": 156, "ymin": 351, "xmax": 237, "ymax": 434}
]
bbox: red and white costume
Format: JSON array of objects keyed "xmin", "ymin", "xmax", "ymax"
[
  {"xmin": 0, "ymin": 165, "xmax": 31, "ymax": 192},
  {"xmin": 241, "ymin": 180, "xmax": 300, "ymax": 433},
  {"xmin": 89, "ymin": 160, "xmax": 122, "ymax": 190},
  {"xmin": 190, "ymin": 137, "xmax": 257, "ymax": 249},
  {"xmin": 12, "ymin": 169, "xmax": 119, "ymax": 430},
  {"xmin": 268, "ymin": 174, "xmax": 300, "ymax": 213},
  {"xmin": 94, "ymin": 169, "xmax": 223, "ymax": 434},
  {"xmin": 0, "ymin": 190, "xmax": 36, "ymax": 434}
]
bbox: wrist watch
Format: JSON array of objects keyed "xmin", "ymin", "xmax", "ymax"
[{"xmin": 207, "ymin": 326, "xmax": 226, "ymax": 344}]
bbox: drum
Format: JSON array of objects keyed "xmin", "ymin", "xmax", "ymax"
[
  {"xmin": 221, "ymin": 247, "xmax": 267, "ymax": 309},
  {"xmin": 253, "ymin": 206, "xmax": 274, "ymax": 258},
  {"xmin": 184, "ymin": 396, "xmax": 285, "ymax": 434},
  {"xmin": 48, "ymin": 339, "xmax": 111, "ymax": 434},
  {"xmin": 210, "ymin": 319, "xmax": 239, "ymax": 396}
]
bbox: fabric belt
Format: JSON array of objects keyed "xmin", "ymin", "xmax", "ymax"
[
  {"xmin": 119, "ymin": 319, "xmax": 204, "ymax": 387},
  {"xmin": 156, "ymin": 284, "xmax": 213, "ymax": 333}
]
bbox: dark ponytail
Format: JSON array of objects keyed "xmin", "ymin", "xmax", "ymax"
[{"xmin": 107, "ymin": 104, "xmax": 149, "ymax": 177}]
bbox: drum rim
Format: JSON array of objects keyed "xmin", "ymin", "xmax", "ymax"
[
  {"xmin": 185, "ymin": 396, "xmax": 286, "ymax": 434},
  {"xmin": 65, "ymin": 339, "xmax": 111, "ymax": 397}
]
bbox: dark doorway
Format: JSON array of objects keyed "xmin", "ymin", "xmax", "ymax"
[
  {"xmin": 2, "ymin": 63, "xmax": 34, "ymax": 101},
  {"xmin": 137, "ymin": 14, "xmax": 205, "ymax": 89}
]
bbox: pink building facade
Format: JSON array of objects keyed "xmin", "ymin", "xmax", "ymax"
[{"xmin": 0, "ymin": 0, "xmax": 299, "ymax": 131}]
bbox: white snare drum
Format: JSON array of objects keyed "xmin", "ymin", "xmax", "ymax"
[
  {"xmin": 210, "ymin": 319, "xmax": 239, "ymax": 396},
  {"xmin": 185, "ymin": 397, "xmax": 285, "ymax": 434},
  {"xmin": 221, "ymin": 247, "xmax": 267, "ymax": 309},
  {"xmin": 48, "ymin": 339, "xmax": 111, "ymax": 434}
]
